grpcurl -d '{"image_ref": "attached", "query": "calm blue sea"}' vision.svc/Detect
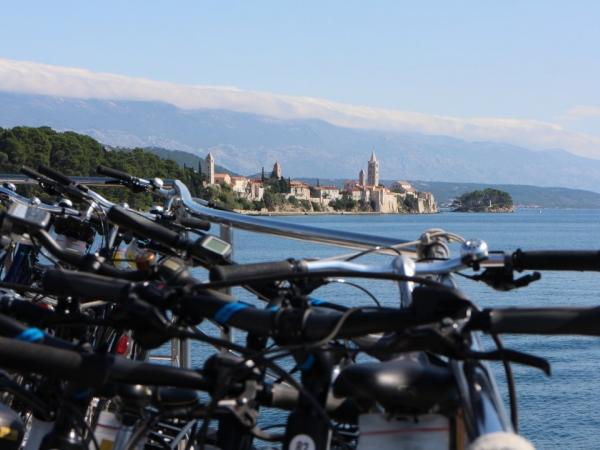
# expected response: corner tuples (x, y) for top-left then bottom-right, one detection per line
(191, 209), (600, 449)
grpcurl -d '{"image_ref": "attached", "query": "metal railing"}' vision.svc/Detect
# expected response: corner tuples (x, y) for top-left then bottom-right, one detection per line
(174, 180), (417, 255)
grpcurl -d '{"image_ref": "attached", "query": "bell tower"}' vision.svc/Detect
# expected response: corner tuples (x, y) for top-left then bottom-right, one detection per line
(203, 152), (215, 185)
(367, 150), (379, 186)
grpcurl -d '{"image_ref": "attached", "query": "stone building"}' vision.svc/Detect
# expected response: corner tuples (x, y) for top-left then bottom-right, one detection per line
(416, 192), (436, 213)
(391, 180), (414, 192)
(367, 151), (380, 186)
(230, 176), (249, 194)
(312, 186), (340, 202)
(358, 169), (366, 187)
(202, 152), (215, 185)
(245, 180), (265, 201)
(339, 151), (437, 214)
(289, 181), (311, 200)
(214, 173), (231, 185)
(369, 186), (399, 213)
(272, 161), (282, 179)
(348, 187), (363, 202)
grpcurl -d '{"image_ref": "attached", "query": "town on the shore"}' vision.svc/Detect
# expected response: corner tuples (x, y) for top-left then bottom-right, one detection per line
(199, 151), (438, 214)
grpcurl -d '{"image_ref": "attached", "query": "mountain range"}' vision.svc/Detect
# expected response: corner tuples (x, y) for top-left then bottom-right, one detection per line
(1, 91), (600, 192)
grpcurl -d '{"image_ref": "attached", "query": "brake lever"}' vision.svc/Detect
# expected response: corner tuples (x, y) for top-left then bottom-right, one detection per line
(110, 294), (172, 349)
(473, 267), (541, 291)
(467, 348), (550, 375)
(389, 321), (550, 375)
(513, 272), (542, 288)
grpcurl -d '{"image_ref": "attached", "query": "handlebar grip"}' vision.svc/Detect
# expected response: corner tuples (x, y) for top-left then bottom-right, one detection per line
(42, 269), (131, 301)
(512, 249), (600, 271)
(0, 337), (211, 390)
(37, 165), (74, 186)
(209, 260), (298, 282)
(0, 313), (35, 338)
(0, 297), (58, 325)
(473, 307), (600, 336)
(110, 358), (210, 390)
(0, 313), (75, 349)
(108, 206), (182, 248)
(178, 217), (211, 231)
(20, 166), (51, 182)
(97, 165), (134, 182)
(0, 336), (108, 385)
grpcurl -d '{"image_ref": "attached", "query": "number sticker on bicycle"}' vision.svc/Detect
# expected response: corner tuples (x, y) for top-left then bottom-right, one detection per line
(289, 434), (316, 450)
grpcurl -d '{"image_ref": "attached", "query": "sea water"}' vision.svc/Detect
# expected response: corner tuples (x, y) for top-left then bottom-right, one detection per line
(190, 209), (600, 449)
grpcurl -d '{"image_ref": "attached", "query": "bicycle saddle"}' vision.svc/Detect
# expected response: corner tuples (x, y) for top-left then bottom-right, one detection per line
(332, 353), (457, 413)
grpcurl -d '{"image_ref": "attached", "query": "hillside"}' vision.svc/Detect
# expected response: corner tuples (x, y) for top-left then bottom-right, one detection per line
(129, 146), (238, 175)
(0, 126), (206, 209)
(3, 92), (600, 191)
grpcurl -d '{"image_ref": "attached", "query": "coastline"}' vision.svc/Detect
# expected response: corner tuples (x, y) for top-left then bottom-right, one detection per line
(452, 207), (515, 213)
(234, 210), (440, 216)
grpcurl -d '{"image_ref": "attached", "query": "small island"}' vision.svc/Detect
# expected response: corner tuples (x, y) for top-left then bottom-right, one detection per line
(452, 188), (514, 212)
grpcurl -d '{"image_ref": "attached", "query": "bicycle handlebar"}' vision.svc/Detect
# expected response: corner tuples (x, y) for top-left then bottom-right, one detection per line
(208, 248), (600, 288)
(37, 269), (600, 340)
(512, 249), (600, 272)
(0, 313), (76, 350)
(0, 187), (81, 216)
(210, 260), (299, 282)
(108, 205), (229, 265)
(0, 336), (211, 390)
(20, 166), (56, 185)
(41, 269), (444, 339)
(97, 165), (136, 183)
(472, 307), (600, 336)
(178, 216), (211, 231)
(0, 296), (58, 325)
(35, 229), (148, 280)
(42, 269), (131, 301)
(108, 205), (182, 248)
(37, 165), (77, 188)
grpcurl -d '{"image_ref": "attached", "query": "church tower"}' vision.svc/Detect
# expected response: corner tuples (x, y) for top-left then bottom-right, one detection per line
(358, 169), (366, 186)
(367, 150), (379, 186)
(272, 161), (282, 179)
(203, 152), (215, 185)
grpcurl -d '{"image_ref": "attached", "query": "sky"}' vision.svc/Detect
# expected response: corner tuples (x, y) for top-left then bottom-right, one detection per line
(0, 1), (599, 155)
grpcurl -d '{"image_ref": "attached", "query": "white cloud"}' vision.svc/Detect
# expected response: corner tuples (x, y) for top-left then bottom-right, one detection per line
(1, 57), (600, 158)
(563, 105), (600, 119)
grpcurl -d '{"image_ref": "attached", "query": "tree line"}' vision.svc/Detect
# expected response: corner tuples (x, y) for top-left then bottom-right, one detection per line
(0, 126), (206, 209)
(453, 188), (514, 212)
